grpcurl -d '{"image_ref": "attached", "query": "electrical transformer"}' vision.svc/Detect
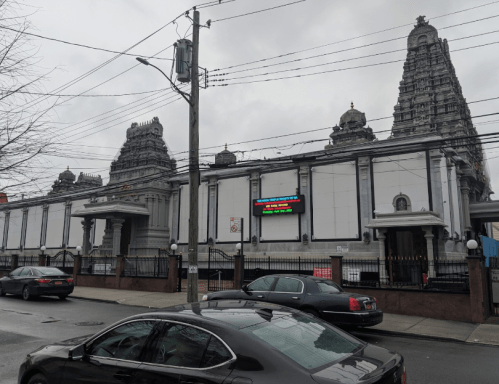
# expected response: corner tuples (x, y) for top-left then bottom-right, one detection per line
(175, 39), (193, 83)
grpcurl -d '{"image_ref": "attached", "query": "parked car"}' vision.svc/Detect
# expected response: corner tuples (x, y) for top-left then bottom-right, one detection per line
(202, 274), (383, 327)
(0, 266), (74, 300)
(18, 300), (406, 384)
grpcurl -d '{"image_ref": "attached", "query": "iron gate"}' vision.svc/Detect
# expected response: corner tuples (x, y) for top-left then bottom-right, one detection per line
(208, 248), (234, 291)
(47, 250), (75, 275)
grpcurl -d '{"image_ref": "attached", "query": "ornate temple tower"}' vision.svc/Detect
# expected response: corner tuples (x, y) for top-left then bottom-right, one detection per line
(391, 16), (477, 140)
(108, 117), (176, 185)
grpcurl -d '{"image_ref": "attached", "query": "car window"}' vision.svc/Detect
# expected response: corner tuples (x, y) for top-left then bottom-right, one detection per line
(241, 313), (362, 370)
(86, 321), (156, 362)
(315, 280), (343, 293)
(146, 323), (231, 369)
(247, 277), (275, 292)
(32, 267), (65, 276)
(10, 268), (23, 276)
(274, 278), (303, 293)
(20, 268), (30, 276)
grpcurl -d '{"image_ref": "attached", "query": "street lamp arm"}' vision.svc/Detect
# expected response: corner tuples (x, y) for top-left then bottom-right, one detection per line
(136, 58), (193, 107)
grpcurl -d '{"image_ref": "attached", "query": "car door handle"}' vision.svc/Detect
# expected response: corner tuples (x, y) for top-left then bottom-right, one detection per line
(114, 371), (132, 380)
(257, 295), (264, 298)
(292, 297), (300, 300)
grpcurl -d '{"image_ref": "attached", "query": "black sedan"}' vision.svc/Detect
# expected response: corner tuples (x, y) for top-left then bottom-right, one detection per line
(202, 274), (383, 327)
(0, 266), (74, 300)
(18, 300), (406, 384)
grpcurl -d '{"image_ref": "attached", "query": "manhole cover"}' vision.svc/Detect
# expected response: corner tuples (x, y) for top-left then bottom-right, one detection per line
(75, 321), (104, 326)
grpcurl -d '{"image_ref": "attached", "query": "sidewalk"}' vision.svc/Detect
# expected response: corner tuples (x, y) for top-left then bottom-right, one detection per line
(71, 286), (499, 347)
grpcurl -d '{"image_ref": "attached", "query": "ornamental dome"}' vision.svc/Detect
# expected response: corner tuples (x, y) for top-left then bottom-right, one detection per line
(339, 102), (366, 128)
(59, 166), (75, 182)
(407, 16), (438, 49)
(215, 144), (237, 165)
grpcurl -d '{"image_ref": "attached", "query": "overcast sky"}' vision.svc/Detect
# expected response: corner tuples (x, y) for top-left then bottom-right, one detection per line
(11, 0), (499, 198)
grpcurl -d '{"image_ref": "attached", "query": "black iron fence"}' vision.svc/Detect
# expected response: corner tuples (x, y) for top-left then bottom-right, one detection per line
(47, 250), (74, 275)
(17, 255), (38, 267)
(244, 257), (331, 283)
(342, 258), (470, 292)
(123, 256), (169, 278)
(208, 248), (235, 291)
(79, 256), (117, 276)
(0, 255), (11, 270)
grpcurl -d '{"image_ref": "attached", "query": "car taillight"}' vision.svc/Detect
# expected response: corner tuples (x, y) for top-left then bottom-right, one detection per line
(35, 278), (51, 283)
(402, 366), (406, 384)
(373, 297), (378, 306)
(349, 297), (361, 311)
(67, 278), (74, 283)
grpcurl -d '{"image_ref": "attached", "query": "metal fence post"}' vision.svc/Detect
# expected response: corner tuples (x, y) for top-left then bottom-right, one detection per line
(377, 257), (381, 287)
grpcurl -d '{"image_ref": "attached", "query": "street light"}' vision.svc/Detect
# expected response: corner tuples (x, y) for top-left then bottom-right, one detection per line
(236, 243), (241, 255)
(466, 240), (478, 256)
(40, 245), (46, 256)
(171, 243), (178, 256)
(76, 246), (82, 256)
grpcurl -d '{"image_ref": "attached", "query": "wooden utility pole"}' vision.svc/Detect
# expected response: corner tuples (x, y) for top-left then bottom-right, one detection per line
(187, 8), (200, 303)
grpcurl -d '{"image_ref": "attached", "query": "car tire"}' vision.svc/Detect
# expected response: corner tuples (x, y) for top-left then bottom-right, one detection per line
(28, 373), (48, 384)
(302, 308), (320, 318)
(0, 283), (5, 296)
(22, 286), (31, 301)
(58, 295), (68, 300)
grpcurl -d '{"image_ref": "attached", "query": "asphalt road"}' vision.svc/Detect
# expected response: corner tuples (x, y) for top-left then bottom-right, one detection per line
(1, 294), (499, 384)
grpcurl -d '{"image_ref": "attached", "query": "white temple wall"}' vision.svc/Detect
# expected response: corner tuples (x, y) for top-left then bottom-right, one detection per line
(373, 153), (429, 213)
(25, 206), (43, 249)
(260, 170), (299, 241)
(45, 203), (65, 248)
(6, 209), (22, 249)
(177, 184), (209, 244)
(216, 177), (250, 242)
(311, 162), (358, 239)
(68, 200), (86, 247)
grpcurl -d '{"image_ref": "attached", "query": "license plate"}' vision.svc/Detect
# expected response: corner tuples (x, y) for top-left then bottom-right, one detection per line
(55, 281), (62, 285)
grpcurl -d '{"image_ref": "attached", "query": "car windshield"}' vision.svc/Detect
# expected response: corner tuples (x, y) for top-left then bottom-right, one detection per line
(32, 267), (66, 276)
(315, 280), (344, 293)
(240, 313), (362, 370)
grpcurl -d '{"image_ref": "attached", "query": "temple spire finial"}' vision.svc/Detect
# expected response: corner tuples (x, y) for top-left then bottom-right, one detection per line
(351, 101), (354, 109)
(225, 143), (228, 150)
(67, 166), (69, 171)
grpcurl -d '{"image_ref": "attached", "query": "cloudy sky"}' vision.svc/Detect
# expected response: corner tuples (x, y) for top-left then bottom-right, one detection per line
(8, 0), (499, 198)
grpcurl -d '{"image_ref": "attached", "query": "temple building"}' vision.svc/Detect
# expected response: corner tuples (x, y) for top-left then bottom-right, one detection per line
(0, 17), (496, 270)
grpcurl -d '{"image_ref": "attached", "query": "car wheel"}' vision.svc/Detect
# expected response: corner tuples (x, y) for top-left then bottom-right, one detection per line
(22, 286), (31, 301)
(58, 295), (68, 300)
(302, 308), (320, 318)
(28, 373), (48, 384)
(0, 283), (5, 297)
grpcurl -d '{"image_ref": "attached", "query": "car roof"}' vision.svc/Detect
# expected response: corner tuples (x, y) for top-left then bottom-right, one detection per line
(130, 300), (298, 330)
(259, 274), (334, 282)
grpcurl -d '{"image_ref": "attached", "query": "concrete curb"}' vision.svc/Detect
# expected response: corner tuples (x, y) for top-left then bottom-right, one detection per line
(71, 295), (164, 309)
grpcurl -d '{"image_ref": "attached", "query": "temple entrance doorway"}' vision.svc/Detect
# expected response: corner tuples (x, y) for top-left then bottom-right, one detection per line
(120, 218), (132, 255)
(385, 227), (428, 285)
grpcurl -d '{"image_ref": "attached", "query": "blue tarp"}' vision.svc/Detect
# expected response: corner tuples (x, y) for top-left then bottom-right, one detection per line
(481, 236), (499, 267)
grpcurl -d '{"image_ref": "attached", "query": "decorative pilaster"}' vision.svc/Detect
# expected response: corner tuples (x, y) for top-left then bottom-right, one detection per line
(299, 165), (311, 243)
(2, 210), (10, 251)
(62, 200), (72, 248)
(81, 218), (93, 256)
(40, 204), (49, 247)
(20, 207), (29, 250)
(208, 178), (217, 245)
(377, 228), (388, 283)
(423, 226), (436, 277)
(250, 172), (260, 245)
(460, 178), (472, 231)
(111, 219), (125, 256)
(429, 150), (445, 216)
(358, 156), (373, 237)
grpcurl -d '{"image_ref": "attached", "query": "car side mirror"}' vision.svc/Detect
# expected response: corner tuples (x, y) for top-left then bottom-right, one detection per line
(69, 344), (85, 361)
(242, 285), (248, 292)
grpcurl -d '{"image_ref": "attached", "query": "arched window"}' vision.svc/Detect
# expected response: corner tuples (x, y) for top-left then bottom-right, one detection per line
(396, 197), (408, 211)
(392, 194), (412, 212)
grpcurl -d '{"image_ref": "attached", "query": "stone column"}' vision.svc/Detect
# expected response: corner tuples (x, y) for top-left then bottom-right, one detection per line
(460, 178), (472, 232)
(429, 150), (445, 216)
(73, 255), (81, 285)
(467, 255), (487, 323)
(167, 255), (179, 293)
(38, 254), (46, 267)
(111, 219), (125, 256)
(423, 226), (436, 277)
(81, 218), (92, 256)
(377, 228), (388, 284)
(358, 157), (373, 239)
(299, 165), (311, 243)
(250, 172), (260, 245)
(208, 178), (217, 245)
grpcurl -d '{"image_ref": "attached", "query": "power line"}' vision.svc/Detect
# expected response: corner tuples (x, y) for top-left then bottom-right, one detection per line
(212, 0), (307, 22)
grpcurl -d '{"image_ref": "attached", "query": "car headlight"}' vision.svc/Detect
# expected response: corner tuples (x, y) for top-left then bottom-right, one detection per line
(202, 294), (208, 301)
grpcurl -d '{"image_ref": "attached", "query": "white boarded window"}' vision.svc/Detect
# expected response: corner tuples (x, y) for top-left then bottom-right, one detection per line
(93, 219), (106, 247)
(25, 206), (44, 249)
(178, 184), (209, 244)
(373, 153), (429, 213)
(312, 163), (358, 239)
(68, 200), (86, 247)
(45, 204), (65, 248)
(6, 209), (22, 249)
(261, 170), (299, 241)
(217, 177), (250, 242)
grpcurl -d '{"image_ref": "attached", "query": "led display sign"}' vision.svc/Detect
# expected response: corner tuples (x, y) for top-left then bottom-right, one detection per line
(253, 195), (305, 216)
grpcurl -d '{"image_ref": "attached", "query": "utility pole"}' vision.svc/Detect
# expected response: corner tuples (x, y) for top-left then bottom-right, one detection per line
(187, 8), (200, 303)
